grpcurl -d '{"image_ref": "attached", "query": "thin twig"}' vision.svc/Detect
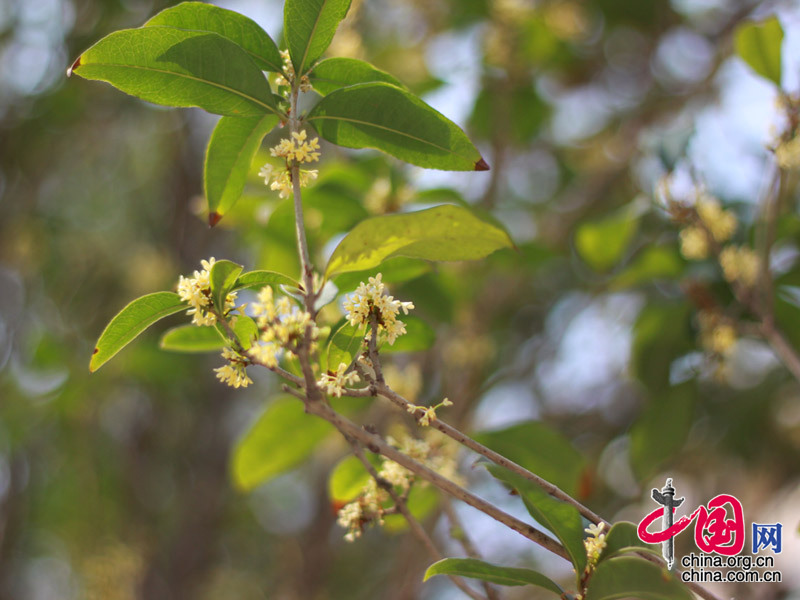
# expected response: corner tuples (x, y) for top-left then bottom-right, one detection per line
(347, 439), (487, 600)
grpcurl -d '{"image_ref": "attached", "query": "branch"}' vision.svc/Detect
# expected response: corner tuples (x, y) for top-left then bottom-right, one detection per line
(302, 399), (569, 560)
(373, 381), (606, 526)
(347, 439), (487, 600)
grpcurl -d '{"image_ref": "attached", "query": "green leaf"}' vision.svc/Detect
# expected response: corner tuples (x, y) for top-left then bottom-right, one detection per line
(205, 114), (278, 225)
(231, 270), (297, 292)
(70, 27), (278, 116)
(159, 325), (226, 353)
(310, 57), (404, 95)
(631, 302), (692, 392)
(328, 454), (371, 504)
(326, 205), (513, 277)
(735, 17), (783, 86)
(575, 209), (638, 272)
(209, 260), (244, 312)
(585, 556), (693, 600)
(90, 292), (186, 372)
(488, 466), (587, 575)
(307, 83), (487, 171)
(424, 558), (563, 595)
(231, 396), (333, 491)
(284, 0), (352, 76)
(383, 484), (439, 532)
(326, 320), (365, 372)
(611, 246), (683, 289)
(630, 385), (695, 481)
(473, 422), (587, 498)
(145, 2), (283, 72)
(379, 315), (435, 353)
(598, 522), (659, 563)
(230, 315), (259, 350)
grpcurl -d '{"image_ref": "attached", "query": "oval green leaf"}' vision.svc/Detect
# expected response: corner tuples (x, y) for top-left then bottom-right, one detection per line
(160, 324), (226, 353)
(325, 204), (513, 277)
(585, 556), (694, 600)
(231, 396), (333, 491)
(209, 259), (244, 312)
(598, 521), (660, 563)
(70, 27), (278, 116)
(328, 454), (371, 504)
(488, 466), (587, 576)
(231, 270), (298, 292)
(205, 114), (279, 224)
(145, 1), (283, 72)
(473, 421), (586, 498)
(326, 320), (365, 372)
(230, 315), (259, 350)
(574, 208), (638, 272)
(424, 558), (563, 595)
(90, 292), (186, 372)
(307, 83), (486, 171)
(310, 57), (404, 95)
(735, 17), (783, 87)
(284, 0), (352, 76)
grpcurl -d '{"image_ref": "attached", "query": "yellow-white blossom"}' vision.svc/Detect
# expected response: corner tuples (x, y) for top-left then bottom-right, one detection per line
(343, 274), (414, 345)
(214, 348), (253, 388)
(177, 257), (237, 326)
(696, 196), (737, 243)
(275, 49), (312, 92)
(406, 398), (453, 426)
(719, 245), (760, 287)
(248, 286), (318, 367)
(270, 130), (321, 164)
(318, 362), (360, 397)
(776, 136), (800, 170)
(679, 226), (709, 261)
(584, 522), (607, 568)
(698, 311), (737, 356)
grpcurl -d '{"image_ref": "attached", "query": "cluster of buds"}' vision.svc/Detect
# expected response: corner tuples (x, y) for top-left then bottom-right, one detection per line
(275, 49), (312, 93)
(406, 398), (453, 427)
(343, 274), (415, 345)
(676, 195), (737, 261)
(176, 257), (237, 327)
(318, 362), (360, 397)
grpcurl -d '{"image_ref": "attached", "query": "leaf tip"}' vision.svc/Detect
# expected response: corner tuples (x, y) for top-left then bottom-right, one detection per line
(475, 158), (490, 171)
(208, 211), (223, 227)
(66, 55), (81, 77)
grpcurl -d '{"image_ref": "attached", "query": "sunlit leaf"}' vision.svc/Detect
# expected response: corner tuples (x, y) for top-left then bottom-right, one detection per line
(326, 320), (365, 372)
(424, 558), (563, 595)
(310, 57), (403, 95)
(307, 83), (487, 171)
(585, 556), (693, 600)
(735, 17), (783, 86)
(333, 257), (431, 293)
(328, 454), (371, 504)
(70, 27), (278, 116)
(611, 246), (683, 289)
(326, 205), (513, 277)
(160, 324), (226, 352)
(90, 292), (186, 372)
(474, 422), (586, 497)
(488, 466), (587, 575)
(229, 315), (259, 350)
(145, 2), (283, 72)
(231, 396), (333, 491)
(231, 270), (297, 292)
(205, 114), (279, 225)
(209, 259), (243, 312)
(284, 0), (352, 76)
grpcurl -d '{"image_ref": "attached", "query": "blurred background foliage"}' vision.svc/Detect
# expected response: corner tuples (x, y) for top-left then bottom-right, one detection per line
(1, 0), (800, 598)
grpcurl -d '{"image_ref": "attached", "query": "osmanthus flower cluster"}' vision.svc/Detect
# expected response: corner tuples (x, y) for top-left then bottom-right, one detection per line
(248, 285), (318, 369)
(259, 130), (321, 199)
(177, 257), (237, 326)
(343, 274), (415, 345)
(575, 522), (608, 600)
(336, 431), (463, 542)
